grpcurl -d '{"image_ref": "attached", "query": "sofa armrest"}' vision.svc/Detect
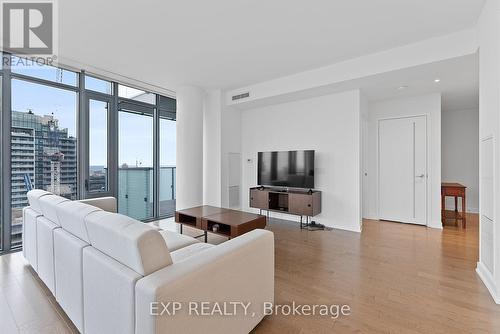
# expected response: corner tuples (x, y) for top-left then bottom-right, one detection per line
(78, 197), (117, 213)
(135, 229), (274, 334)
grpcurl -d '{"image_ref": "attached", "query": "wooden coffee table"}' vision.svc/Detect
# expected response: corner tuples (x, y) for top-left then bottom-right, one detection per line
(175, 205), (266, 242)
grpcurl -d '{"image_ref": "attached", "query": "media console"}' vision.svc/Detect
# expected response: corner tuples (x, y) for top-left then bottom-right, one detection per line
(249, 187), (321, 228)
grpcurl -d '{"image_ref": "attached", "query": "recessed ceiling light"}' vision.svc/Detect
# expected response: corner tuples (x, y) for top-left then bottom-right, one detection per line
(397, 86), (408, 90)
(434, 78), (441, 83)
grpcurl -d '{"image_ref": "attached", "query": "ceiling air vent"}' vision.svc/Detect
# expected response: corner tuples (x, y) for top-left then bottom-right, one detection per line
(232, 92), (250, 101)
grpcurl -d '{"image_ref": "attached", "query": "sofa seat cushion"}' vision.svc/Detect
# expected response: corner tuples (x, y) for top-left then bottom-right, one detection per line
(170, 243), (215, 263)
(159, 230), (200, 252)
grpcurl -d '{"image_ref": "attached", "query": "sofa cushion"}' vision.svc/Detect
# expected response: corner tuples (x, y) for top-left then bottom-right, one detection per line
(78, 197), (117, 213)
(27, 189), (51, 213)
(85, 211), (172, 276)
(83, 247), (140, 334)
(55, 201), (101, 242)
(170, 243), (215, 263)
(23, 207), (41, 271)
(54, 229), (88, 332)
(39, 194), (70, 226)
(37, 216), (60, 294)
(159, 230), (200, 252)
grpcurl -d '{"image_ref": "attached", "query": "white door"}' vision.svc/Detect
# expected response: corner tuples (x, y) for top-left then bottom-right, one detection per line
(378, 116), (427, 225)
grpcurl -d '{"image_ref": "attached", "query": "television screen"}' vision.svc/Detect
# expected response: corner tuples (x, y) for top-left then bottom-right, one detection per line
(258, 150), (315, 189)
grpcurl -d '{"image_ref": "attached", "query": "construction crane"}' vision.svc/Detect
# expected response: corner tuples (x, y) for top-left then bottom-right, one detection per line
(46, 151), (64, 195)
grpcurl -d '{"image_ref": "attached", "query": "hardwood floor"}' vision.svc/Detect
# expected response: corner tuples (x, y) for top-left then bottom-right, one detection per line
(255, 213), (498, 333)
(1, 214), (498, 333)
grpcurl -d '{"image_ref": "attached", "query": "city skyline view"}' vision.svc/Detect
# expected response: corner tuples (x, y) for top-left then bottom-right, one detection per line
(12, 78), (176, 168)
(8, 67), (177, 247)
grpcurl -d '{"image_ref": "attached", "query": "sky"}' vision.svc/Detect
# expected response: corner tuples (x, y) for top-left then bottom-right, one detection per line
(11, 78), (176, 168)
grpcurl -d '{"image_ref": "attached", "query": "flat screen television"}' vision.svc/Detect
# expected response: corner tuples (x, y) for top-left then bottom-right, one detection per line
(257, 150), (315, 189)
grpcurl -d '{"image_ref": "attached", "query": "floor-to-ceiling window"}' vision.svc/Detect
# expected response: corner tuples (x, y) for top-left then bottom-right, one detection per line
(117, 86), (177, 221)
(159, 96), (177, 216)
(0, 65), (3, 252)
(10, 59), (78, 248)
(118, 107), (154, 220)
(87, 99), (109, 192)
(0, 54), (176, 253)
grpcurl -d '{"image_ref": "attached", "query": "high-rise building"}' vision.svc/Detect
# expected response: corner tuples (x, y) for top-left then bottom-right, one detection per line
(11, 127), (35, 209)
(10, 110), (77, 246)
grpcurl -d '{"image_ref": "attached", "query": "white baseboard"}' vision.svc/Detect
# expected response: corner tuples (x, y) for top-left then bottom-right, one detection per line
(476, 261), (500, 304)
(332, 224), (362, 233)
(362, 217), (443, 230)
(427, 221), (443, 229)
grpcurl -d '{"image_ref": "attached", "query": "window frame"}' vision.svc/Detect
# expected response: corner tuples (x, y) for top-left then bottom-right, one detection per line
(0, 53), (176, 253)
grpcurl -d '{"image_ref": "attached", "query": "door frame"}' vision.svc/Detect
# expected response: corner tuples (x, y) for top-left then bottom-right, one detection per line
(377, 114), (429, 226)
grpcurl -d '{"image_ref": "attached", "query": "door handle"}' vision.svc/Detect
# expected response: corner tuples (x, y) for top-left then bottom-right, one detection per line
(415, 174), (426, 178)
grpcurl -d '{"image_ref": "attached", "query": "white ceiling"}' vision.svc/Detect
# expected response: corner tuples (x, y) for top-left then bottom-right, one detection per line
(59, 0), (484, 91)
(228, 54), (479, 112)
(360, 54), (479, 111)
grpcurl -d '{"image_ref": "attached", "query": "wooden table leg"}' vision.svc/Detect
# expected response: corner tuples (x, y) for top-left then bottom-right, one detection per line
(441, 194), (445, 226)
(462, 195), (466, 228)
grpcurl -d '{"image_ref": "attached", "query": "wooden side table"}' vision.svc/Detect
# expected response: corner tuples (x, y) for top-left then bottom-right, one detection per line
(441, 183), (466, 228)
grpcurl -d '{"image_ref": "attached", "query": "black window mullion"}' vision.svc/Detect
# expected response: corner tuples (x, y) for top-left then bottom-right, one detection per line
(2, 54), (12, 251)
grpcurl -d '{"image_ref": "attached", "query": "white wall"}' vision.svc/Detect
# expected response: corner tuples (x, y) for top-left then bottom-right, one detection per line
(239, 90), (362, 232)
(476, 0), (500, 303)
(441, 109), (479, 213)
(220, 101), (242, 208)
(203, 89), (222, 206)
(176, 86), (204, 210)
(363, 93), (442, 229)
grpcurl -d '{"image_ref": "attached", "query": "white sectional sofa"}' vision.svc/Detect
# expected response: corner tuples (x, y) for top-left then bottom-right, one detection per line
(22, 190), (274, 334)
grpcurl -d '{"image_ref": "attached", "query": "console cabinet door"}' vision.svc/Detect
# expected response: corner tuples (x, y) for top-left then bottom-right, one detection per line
(289, 193), (313, 216)
(250, 189), (268, 209)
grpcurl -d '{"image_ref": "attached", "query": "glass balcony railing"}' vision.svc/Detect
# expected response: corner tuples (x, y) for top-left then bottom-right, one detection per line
(117, 166), (176, 220)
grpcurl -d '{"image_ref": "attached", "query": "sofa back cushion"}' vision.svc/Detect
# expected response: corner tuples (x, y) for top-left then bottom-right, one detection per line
(84, 211), (172, 276)
(39, 194), (70, 226)
(78, 197), (117, 213)
(27, 189), (51, 213)
(56, 201), (101, 242)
